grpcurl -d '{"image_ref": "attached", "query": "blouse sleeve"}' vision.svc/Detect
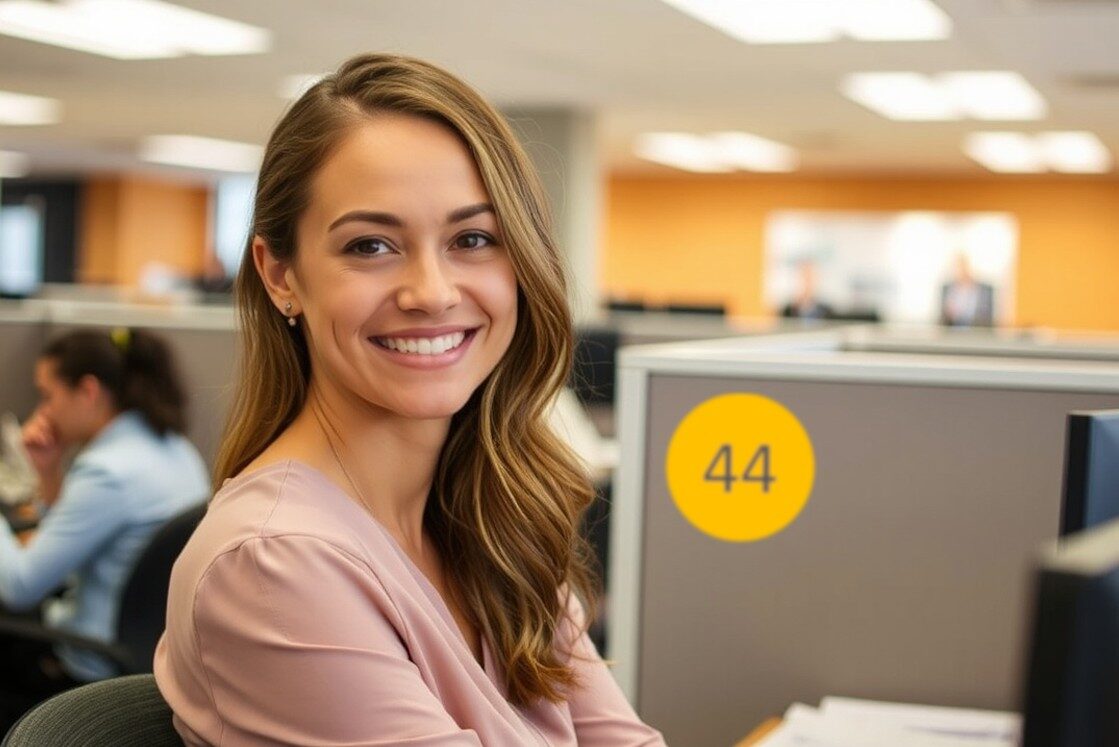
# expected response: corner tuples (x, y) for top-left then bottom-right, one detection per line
(560, 594), (667, 746)
(186, 533), (483, 746)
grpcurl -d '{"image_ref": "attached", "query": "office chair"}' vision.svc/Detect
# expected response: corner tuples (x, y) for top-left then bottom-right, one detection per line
(0, 502), (206, 674)
(571, 326), (621, 407)
(1, 674), (182, 747)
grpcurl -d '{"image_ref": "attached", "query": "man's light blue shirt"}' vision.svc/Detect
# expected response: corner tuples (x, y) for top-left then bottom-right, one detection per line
(0, 410), (209, 680)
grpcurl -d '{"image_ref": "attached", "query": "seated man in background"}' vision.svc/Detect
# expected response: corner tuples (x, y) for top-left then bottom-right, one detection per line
(0, 328), (208, 733)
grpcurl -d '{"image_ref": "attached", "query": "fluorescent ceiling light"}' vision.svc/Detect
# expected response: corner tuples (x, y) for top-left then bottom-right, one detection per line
(964, 131), (1112, 174)
(0, 0), (270, 60)
(709, 131), (799, 172)
(840, 0), (952, 41)
(635, 133), (733, 173)
(0, 150), (31, 178)
(842, 71), (1046, 121)
(964, 132), (1047, 173)
(940, 71), (1047, 120)
(842, 72), (957, 121)
(278, 74), (326, 100)
(635, 131), (799, 173)
(0, 89), (60, 125)
(140, 135), (263, 173)
(660, 0), (950, 44)
(1036, 131), (1112, 173)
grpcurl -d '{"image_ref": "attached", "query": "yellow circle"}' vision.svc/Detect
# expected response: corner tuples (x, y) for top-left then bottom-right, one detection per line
(665, 393), (815, 542)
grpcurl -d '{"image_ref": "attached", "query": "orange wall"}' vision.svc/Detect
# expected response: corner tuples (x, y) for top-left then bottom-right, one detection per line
(602, 175), (1119, 330)
(79, 176), (209, 286)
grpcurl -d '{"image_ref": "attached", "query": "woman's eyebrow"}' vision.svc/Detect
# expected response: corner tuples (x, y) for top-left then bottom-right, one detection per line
(447, 203), (494, 224)
(328, 211), (404, 231)
(327, 203), (494, 232)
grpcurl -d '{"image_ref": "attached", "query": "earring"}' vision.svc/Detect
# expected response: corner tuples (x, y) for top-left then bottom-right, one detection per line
(284, 301), (298, 327)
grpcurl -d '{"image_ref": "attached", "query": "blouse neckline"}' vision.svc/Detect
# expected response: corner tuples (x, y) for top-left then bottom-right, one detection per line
(223, 458), (495, 678)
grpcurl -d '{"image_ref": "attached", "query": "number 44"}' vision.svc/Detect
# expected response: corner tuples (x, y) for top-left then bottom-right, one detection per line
(704, 444), (775, 494)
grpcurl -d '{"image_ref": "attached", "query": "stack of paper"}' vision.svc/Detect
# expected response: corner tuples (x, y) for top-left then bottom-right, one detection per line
(753, 696), (1020, 747)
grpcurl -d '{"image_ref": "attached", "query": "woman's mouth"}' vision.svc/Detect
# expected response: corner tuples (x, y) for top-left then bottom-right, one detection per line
(371, 329), (474, 356)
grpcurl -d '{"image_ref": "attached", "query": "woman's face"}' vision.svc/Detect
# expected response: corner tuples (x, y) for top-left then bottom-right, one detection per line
(33, 358), (98, 445)
(262, 114), (519, 421)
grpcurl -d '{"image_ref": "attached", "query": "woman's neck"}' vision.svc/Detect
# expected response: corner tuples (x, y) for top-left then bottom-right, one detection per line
(281, 382), (451, 555)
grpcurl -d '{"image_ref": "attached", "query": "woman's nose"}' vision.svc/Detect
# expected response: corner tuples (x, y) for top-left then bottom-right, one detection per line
(396, 253), (461, 314)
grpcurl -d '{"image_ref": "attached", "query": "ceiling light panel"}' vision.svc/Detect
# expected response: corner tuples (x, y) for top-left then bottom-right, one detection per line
(660, 0), (951, 44)
(841, 72), (959, 121)
(0, 89), (60, 125)
(1036, 131), (1112, 174)
(140, 135), (263, 173)
(635, 131), (799, 173)
(635, 132), (734, 173)
(840, 0), (952, 41)
(963, 132), (1046, 173)
(940, 71), (1047, 120)
(710, 132), (799, 172)
(0, 0), (270, 60)
(842, 71), (1047, 121)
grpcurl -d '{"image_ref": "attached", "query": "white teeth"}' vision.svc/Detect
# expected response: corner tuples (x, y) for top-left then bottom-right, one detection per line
(376, 331), (467, 355)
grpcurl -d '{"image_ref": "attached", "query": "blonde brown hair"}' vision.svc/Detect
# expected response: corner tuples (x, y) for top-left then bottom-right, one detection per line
(214, 53), (599, 706)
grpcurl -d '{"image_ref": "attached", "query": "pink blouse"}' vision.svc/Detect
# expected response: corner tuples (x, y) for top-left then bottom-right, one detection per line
(154, 460), (665, 746)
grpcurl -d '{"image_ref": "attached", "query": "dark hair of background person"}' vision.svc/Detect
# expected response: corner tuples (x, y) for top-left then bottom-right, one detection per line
(42, 329), (188, 437)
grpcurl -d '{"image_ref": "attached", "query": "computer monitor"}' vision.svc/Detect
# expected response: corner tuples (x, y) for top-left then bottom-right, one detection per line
(570, 326), (620, 407)
(1020, 517), (1119, 747)
(0, 204), (44, 298)
(1060, 409), (1119, 535)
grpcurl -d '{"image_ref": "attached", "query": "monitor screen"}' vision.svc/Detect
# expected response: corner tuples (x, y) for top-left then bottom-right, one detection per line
(1021, 517), (1119, 747)
(0, 204), (44, 297)
(1060, 409), (1119, 535)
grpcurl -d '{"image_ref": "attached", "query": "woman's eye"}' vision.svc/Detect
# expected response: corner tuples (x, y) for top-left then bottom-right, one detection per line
(454, 232), (495, 251)
(346, 238), (393, 256)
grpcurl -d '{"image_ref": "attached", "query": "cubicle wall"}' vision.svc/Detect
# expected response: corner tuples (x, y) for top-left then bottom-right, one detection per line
(0, 302), (237, 464)
(609, 333), (1119, 747)
(0, 316), (47, 421)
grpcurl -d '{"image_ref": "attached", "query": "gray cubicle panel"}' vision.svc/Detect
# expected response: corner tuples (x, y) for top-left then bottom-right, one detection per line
(0, 316), (48, 419)
(611, 342), (1119, 747)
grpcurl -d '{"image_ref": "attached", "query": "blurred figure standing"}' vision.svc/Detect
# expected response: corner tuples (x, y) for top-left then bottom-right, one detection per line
(781, 260), (835, 320)
(0, 328), (208, 732)
(940, 254), (995, 327)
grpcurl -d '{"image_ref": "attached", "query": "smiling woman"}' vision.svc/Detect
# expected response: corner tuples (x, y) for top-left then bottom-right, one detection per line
(153, 53), (665, 746)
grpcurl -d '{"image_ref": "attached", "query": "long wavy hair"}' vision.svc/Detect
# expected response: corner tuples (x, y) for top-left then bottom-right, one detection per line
(213, 53), (599, 706)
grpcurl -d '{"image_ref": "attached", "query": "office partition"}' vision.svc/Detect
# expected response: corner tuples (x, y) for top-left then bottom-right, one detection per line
(609, 331), (1119, 746)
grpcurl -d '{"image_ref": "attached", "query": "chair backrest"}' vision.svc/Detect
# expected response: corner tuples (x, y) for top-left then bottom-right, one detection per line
(2, 674), (182, 747)
(115, 502), (207, 674)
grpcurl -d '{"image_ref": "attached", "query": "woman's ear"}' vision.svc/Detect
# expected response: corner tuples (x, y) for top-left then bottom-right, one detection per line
(253, 236), (301, 316)
(76, 373), (105, 407)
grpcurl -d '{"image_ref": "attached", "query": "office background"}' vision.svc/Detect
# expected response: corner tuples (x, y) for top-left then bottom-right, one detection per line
(4, 1), (1119, 745)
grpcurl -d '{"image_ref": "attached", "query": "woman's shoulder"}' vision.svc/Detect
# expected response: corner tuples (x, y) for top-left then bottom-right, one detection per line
(194, 460), (390, 572)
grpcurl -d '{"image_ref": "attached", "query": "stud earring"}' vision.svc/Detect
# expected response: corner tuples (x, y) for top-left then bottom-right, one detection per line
(284, 301), (298, 327)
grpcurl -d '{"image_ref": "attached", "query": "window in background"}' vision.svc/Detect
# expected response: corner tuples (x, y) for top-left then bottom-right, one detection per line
(212, 174), (256, 277)
(0, 203), (44, 297)
(765, 210), (1018, 325)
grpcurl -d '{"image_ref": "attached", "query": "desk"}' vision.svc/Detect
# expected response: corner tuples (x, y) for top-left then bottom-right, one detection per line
(734, 718), (781, 746)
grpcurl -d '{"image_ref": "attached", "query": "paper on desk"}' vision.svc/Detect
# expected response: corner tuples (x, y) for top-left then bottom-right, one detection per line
(752, 702), (1015, 747)
(820, 697), (1020, 742)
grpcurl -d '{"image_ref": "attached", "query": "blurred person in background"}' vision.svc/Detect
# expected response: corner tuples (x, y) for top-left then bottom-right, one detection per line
(0, 328), (209, 732)
(940, 253), (995, 328)
(781, 259), (835, 320)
